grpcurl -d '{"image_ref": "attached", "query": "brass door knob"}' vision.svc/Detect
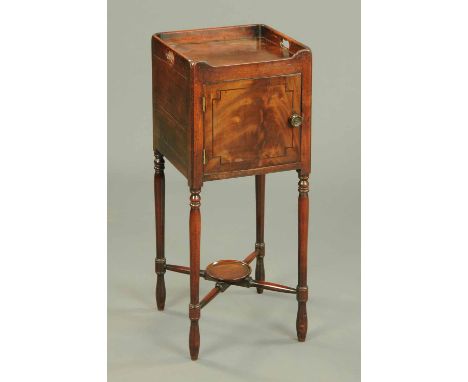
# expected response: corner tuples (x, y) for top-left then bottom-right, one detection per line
(289, 113), (303, 128)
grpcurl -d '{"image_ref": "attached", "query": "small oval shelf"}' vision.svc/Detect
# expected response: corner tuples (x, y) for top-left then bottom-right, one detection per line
(205, 260), (251, 282)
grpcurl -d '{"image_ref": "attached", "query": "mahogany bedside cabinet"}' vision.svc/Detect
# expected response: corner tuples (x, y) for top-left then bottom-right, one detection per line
(151, 24), (312, 360)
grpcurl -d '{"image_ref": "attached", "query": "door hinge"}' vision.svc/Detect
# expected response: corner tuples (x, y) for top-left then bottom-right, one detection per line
(202, 96), (206, 112)
(203, 149), (206, 165)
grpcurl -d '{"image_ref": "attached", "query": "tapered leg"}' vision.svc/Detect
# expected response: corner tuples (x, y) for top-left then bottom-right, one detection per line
(296, 172), (309, 342)
(255, 175), (266, 293)
(189, 190), (201, 360)
(154, 151), (166, 311)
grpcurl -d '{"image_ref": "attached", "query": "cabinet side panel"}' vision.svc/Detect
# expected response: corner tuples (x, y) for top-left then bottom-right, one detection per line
(153, 106), (188, 176)
(153, 56), (190, 127)
(152, 40), (189, 178)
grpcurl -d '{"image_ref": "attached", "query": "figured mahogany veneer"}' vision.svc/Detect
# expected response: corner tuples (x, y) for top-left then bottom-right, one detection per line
(152, 24), (312, 361)
(203, 75), (301, 175)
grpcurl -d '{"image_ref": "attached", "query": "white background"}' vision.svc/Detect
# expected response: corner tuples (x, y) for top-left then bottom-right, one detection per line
(362, 0), (468, 381)
(1, 0), (467, 381)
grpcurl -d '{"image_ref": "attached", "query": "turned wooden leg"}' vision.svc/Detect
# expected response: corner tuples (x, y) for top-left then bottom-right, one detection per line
(154, 151), (166, 311)
(255, 175), (265, 294)
(189, 190), (201, 360)
(296, 172), (309, 342)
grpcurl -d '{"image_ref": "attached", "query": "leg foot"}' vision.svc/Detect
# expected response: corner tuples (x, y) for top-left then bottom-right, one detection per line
(189, 317), (200, 360)
(296, 287), (308, 341)
(156, 274), (166, 311)
(296, 303), (307, 342)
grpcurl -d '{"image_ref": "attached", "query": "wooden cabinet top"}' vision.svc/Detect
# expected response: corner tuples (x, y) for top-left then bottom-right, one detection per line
(153, 24), (311, 67)
(151, 25), (312, 189)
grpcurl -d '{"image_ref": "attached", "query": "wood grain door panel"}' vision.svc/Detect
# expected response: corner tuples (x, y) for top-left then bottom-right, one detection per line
(203, 74), (302, 175)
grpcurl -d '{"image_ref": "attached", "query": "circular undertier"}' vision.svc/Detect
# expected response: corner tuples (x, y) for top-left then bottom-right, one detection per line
(205, 260), (251, 282)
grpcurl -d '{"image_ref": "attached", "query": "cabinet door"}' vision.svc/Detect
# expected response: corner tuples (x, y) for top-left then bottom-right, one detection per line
(203, 74), (302, 176)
